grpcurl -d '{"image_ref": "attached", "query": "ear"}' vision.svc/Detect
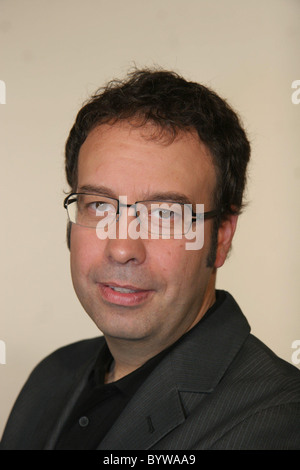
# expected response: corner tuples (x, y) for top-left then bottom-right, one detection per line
(214, 214), (238, 268)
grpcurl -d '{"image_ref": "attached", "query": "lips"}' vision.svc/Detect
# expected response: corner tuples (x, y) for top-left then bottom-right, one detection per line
(98, 282), (153, 306)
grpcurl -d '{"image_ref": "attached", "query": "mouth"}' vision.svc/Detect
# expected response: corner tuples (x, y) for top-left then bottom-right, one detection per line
(98, 282), (153, 307)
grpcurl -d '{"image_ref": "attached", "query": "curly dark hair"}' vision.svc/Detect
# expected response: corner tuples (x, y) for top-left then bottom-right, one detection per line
(64, 68), (251, 263)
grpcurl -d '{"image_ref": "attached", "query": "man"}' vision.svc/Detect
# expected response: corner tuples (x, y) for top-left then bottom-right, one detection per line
(1, 69), (300, 450)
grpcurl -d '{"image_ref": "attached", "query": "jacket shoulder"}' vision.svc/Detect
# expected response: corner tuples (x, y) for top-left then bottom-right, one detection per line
(32, 336), (105, 375)
(0, 336), (104, 449)
(233, 333), (300, 384)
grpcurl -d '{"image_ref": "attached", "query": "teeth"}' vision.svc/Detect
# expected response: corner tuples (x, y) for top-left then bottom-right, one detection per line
(110, 286), (138, 293)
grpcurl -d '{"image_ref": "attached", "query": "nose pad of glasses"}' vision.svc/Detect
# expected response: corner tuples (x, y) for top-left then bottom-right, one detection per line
(117, 204), (137, 219)
(128, 205), (137, 217)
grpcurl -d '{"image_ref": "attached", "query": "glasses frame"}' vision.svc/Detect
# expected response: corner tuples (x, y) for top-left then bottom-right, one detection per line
(63, 192), (220, 231)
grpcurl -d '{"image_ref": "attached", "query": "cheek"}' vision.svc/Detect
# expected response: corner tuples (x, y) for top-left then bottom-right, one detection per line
(150, 241), (205, 290)
(70, 227), (102, 278)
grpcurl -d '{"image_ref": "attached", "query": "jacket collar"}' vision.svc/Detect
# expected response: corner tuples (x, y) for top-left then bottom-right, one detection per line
(170, 290), (250, 392)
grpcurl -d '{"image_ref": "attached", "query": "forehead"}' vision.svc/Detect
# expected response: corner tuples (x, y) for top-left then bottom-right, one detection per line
(77, 122), (216, 203)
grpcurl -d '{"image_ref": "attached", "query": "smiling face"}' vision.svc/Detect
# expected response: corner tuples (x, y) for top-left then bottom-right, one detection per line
(70, 121), (235, 355)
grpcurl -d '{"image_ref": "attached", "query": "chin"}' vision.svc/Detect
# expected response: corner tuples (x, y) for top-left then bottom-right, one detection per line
(88, 313), (151, 342)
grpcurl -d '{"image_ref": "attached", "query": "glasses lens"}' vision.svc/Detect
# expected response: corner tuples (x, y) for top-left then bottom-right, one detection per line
(67, 194), (117, 227)
(136, 202), (192, 238)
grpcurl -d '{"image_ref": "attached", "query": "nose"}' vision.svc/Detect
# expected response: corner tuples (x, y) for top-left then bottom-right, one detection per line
(104, 213), (147, 265)
(105, 237), (147, 265)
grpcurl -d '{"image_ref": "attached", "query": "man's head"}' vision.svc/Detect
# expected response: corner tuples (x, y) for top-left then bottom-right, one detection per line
(64, 69), (250, 355)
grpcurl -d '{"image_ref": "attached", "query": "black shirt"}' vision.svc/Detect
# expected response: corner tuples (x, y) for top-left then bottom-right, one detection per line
(55, 340), (170, 449)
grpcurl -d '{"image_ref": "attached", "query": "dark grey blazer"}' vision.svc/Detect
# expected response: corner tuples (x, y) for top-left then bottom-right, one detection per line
(1, 291), (300, 450)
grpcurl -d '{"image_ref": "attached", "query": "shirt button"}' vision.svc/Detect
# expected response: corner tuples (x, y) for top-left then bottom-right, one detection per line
(79, 416), (89, 427)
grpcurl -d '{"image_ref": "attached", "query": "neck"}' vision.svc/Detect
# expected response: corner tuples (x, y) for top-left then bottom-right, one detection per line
(104, 339), (159, 383)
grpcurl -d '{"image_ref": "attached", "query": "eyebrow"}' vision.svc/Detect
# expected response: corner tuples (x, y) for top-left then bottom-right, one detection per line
(77, 184), (117, 198)
(142, 192), (192, 205)
(77, 184), (193, 205)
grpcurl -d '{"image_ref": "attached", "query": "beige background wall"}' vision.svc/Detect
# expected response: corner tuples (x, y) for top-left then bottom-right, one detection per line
(0, 0), (299, 437)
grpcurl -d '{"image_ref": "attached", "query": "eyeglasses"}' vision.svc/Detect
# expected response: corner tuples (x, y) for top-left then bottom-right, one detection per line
(63, 193), (219, 238)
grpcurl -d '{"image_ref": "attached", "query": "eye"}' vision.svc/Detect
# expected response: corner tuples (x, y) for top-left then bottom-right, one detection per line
(158, 209), (174, 219)
(151, 207), (182, 221)
(85, 201), (116, 218)
(88, 201), (116, 214)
